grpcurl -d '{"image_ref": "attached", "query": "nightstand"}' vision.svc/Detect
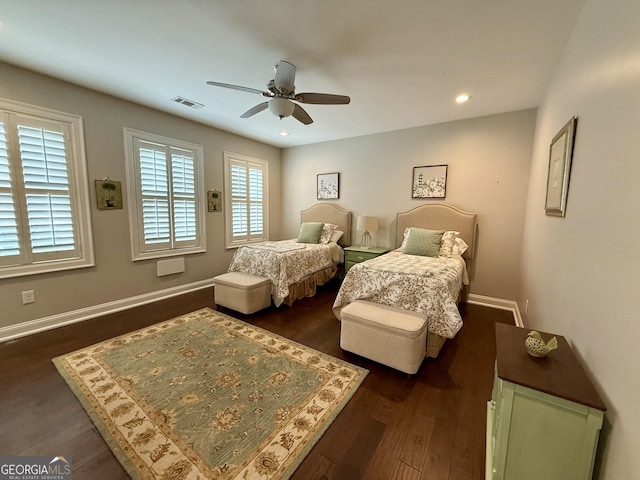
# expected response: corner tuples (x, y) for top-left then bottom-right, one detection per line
(344, 246), (388, 273)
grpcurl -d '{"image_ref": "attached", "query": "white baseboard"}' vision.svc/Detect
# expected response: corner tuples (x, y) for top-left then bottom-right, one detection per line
(467, 294), (523, 327)
(0, 278), (215, 343)
(1, 283), (521, 344)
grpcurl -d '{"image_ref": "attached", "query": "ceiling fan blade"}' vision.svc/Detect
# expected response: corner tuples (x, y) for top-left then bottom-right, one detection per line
(292, 103), (313, 125)
(206, 81), (266, 96)
(274, 60), (296, 95)
(295, 92), (351, 105)
(240, 102), (269, 118)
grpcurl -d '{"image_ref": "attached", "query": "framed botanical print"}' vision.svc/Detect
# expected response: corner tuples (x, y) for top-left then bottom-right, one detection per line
(412, 165), (447, 199)
(95, 179), (122, 210)
(317, 172), (339, 200)
(545, 117), (577, 217)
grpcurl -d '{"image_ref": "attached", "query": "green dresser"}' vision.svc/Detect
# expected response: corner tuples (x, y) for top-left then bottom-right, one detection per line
(344, 246), (388, 273)
(486, 323), (606, 480)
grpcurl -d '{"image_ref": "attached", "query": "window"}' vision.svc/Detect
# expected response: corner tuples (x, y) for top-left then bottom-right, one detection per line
(0, 99), (94, 279)
(223, 151), (268, 248)
(124, 128), (205, 261)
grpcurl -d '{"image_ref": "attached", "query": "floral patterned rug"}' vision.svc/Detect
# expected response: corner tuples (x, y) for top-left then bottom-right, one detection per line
(53, 308), (367, 479)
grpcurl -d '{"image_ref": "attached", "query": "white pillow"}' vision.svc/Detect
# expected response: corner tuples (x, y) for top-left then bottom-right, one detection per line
(400, 227), (410, 250)
(451, 237), (469, 255)
(439, 231), (460, 256)
(330, 230), (344, 243)
(319, 223), (338, 244)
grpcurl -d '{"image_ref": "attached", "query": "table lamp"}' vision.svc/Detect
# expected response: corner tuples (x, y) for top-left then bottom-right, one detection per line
(357, 215), (378, 248)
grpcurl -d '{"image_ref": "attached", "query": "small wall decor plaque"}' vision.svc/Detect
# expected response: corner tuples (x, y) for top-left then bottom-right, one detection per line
(95, 178), (122, 210)
(207, 189), (222, 212)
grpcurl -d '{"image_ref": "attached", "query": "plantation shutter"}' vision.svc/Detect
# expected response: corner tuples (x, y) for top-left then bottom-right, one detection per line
(0, 120), (21, 266)
(170, 147), (198, 246)
(224, 152), (268, 247)
(248, 166), (264, 237)
(137, 139), (171, 250)
(0, 100), (94, 279)
(19, 123), (77, 259)
(0, 114), (81, 268)
(127, 131), (204, 259)
(230, 163), (248, 240)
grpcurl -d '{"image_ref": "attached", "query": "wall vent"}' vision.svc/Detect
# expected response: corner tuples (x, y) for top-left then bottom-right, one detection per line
(171, 96), (204, 110)
(157, 257), (185, 276)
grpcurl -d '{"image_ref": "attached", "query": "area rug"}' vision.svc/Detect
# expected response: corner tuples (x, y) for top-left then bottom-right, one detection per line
(53, 308), (367, 479)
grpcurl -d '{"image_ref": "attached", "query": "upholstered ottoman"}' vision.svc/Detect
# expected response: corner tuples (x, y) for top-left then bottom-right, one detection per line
(213, 272), (271, 314)
(340, 300), (428, 374)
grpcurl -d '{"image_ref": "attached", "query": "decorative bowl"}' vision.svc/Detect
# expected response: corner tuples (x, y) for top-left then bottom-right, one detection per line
(525, 331), (558, 358)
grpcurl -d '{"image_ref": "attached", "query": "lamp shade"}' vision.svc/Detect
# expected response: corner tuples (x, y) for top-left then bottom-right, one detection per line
(356, 215), (378, 232)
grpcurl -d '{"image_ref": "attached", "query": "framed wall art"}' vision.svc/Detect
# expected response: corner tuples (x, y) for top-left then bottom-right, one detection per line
(412, 165), (447, 199)
(95, 179), (122, 210)
(545, 117), (577, 217)
(317, 172), (339, 200)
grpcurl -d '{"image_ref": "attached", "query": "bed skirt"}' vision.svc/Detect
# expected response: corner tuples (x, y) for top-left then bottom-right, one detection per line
(281, 265), (338, 306)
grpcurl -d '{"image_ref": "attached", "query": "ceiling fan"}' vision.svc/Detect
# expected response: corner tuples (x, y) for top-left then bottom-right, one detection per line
(206, 60), (350, 125)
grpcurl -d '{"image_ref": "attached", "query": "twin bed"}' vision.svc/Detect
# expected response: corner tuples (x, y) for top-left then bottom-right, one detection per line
(227, 203), (351, 307)
(225, 202), (477, 359)
(333, 203), (477, 357)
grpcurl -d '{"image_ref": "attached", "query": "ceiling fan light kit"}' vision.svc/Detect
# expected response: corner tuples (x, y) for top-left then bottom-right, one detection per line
(268, 97), (295, 119)
(207, 60), (350, 125)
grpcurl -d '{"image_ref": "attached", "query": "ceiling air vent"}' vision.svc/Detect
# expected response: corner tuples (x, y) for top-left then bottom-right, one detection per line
(171, 96), (204, 110)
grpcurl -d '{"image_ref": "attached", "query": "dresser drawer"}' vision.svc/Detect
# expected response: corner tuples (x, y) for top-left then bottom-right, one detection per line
(344, 246), (388, 273)
(346, 251), (380, 262)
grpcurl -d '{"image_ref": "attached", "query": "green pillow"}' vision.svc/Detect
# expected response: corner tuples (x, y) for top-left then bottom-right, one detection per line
(403, 227), (445, 257)
(297, 222), (324, 244)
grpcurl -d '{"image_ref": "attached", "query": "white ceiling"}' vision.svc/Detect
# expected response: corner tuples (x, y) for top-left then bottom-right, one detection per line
(0, 1), (585, 148)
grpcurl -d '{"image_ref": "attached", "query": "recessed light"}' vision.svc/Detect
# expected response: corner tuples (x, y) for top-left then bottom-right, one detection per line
(279, 131), (289, 136)
(455, 94), (471, 104)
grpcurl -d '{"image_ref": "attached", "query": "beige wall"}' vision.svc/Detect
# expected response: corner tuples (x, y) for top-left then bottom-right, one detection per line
(519, 0), (639, 477)
(282, 109), (536, 300)
(0, 62), (281, 329)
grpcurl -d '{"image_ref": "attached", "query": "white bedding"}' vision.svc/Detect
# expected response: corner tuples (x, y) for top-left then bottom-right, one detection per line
(228, 239), (343, 306)
(332, 251), (467, 339)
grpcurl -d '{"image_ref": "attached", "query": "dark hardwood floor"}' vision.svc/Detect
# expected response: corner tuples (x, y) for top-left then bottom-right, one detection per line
(0, 279), (514, 479)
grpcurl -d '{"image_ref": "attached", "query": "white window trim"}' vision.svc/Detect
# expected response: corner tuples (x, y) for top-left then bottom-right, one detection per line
(0, 98), (94, 279)
(123, 128), (206, 261)
(223, 151), (269, 249)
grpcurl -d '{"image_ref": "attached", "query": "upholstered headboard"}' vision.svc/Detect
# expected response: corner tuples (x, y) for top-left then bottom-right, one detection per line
(300, 203), (352, 247)
(396, 204), (477, 259)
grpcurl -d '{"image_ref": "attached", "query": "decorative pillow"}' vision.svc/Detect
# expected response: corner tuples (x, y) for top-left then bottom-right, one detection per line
(297, 222), (324, 244)
(451, 237), (469, 256)
(319, 223), (338, 244)
(439, 231), (460, 256)
(330, 230), (344, 243)
(400, 227), (410, 250)
(403, 227), (445, 257)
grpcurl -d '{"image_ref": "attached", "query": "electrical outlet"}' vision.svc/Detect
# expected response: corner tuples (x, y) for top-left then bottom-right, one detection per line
(525, 299), (529, 313)
(22, 290), (35, 304)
